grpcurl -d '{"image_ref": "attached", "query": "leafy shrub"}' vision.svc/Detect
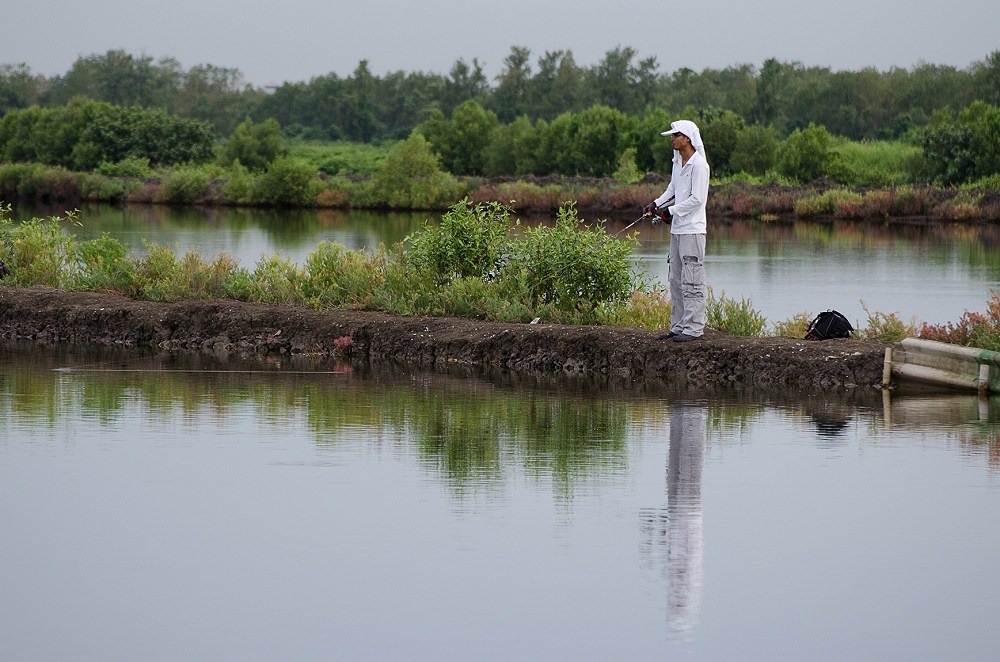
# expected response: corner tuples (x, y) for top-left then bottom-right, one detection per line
(175, 250), (239, 299)
(73, 103), (215, 169)
(404, 199), (512, 284)
(777, 123), (833, 183)
(597, 289), (672, 330)
(830, 138), (920, 187)
(612, 147), (642, 184)
(158, 165), (212, 204)
(919, 292), (1000, 351)
(0, 209), (76, 287)
(70, 234), (136, 293)
(729, 124), (781, 176)
(218, 117), (288, 171)
(772, 311), (814, 338)
(921, 101), (1000, 185)
(856, 302), (917, 344)
(707, 292), (767, 337)
(97, 156), (154, 178)
(242, 253), (306, 304)
(371, 254), (442, 316)
(360, 133), (464, 209)
(304, 241), (386, 308)
(254, 156), (322, 206)
(288, 140), (389, 176)
(133, 242), (183, 301)
(221, 160), (256, 204)
(509, 203), (639, 314)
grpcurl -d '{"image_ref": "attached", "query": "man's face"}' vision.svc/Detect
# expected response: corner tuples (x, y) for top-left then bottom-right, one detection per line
(671, 132), (689, 148)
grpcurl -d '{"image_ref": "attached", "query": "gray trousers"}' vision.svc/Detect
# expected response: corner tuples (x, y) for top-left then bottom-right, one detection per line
(668, 233), (706, 336)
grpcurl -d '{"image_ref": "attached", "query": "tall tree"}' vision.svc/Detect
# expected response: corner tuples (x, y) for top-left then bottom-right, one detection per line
(489, 46), (532, 123)
(527, 50), (587, 121)
(443, 58), (488, 115)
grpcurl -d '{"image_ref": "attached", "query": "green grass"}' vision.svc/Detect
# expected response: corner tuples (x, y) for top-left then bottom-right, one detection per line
(287, 140), (394, 176)
(830, 138), (921, 187)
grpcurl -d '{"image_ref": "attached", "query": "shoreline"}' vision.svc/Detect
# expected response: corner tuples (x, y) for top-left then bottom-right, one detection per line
(0, 286), (889, 396)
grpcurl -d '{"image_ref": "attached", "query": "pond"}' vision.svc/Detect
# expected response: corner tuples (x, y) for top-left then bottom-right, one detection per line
(10, 201), (1000, 327)
(1, 343), (999, 660)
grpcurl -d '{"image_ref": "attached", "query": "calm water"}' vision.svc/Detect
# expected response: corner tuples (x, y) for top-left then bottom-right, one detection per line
(2, 344), (999, 660)
(12, 202), (1000, 326)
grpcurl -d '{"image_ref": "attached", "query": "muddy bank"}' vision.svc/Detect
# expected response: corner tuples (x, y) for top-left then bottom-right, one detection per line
(0, 286), (890, 394)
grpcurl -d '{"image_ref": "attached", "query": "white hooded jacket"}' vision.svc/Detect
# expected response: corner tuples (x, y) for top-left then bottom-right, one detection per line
(653, 120), (710, 234)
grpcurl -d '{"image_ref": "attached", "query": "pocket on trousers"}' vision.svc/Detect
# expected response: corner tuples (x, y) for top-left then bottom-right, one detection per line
(681, 255), (704, 288)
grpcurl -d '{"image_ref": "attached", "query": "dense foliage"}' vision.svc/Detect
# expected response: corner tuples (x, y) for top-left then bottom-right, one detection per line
(3, 48), (1000, 145)
(3, 48), (1000, 187)
(0, 99), (214, 169)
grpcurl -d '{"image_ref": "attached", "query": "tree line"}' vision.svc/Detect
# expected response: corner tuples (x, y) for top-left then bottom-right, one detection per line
(2, 48), (1000, 186)
(3, 47), (1000, 142)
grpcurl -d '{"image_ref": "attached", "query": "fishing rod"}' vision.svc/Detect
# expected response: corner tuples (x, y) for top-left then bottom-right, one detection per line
(617, 197), (673, 235)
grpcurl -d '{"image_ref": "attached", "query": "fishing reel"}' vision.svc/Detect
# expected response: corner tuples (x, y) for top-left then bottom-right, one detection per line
(648, 211), (669, 226)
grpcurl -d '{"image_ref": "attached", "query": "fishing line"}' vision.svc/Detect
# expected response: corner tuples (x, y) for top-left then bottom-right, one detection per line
(53, 368), (350, 375)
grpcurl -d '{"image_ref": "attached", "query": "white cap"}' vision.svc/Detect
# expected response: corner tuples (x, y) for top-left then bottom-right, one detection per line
(660, 119), (706, 161)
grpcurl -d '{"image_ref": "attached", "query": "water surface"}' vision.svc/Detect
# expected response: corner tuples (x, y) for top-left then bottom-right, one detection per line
(2, 344), (999, 660)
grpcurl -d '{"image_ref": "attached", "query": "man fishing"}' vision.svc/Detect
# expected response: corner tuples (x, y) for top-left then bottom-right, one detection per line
(642, 119), (710, 342)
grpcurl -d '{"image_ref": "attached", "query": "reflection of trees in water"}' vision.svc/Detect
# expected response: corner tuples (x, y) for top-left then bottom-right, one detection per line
(640, 404), (706, 641)
(0, 345), (632, 498)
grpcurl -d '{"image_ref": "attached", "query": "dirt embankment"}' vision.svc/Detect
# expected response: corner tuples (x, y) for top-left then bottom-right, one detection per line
(0, 286), (890, 395)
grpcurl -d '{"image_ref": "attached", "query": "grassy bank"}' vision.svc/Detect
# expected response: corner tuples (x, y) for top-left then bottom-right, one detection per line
(2, 200), (999, 348)
(2, 136), (1000, 222)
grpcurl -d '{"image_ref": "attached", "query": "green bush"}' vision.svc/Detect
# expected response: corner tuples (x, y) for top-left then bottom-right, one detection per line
(922, 102), (1000, 185)
(218, 117), (288, 171)
(597, 289), (672, 330)
(70, 234), (136, 293)
(830, 138), (921, 187)
(159, 165), (213, 203)
(97, 156), (155, 178)
(0, 208), (76, 287)
(772, 311), (813, 338)
(857, 302), (917, 344)
(254, 156), (322, 206)
(133, 243), (183, 301)
(707, 292), (767, 336)
(242, 253), (307, 304)
(509, 203), (640, 314)
(919, 292), (1000, 351)
(777, 123), (833, 183)
(221, 160), (257, 204)
(728, 124), (781, 176)
(288, 140), (389, 176)
(612, 147), (642, 184)
(360, 133), (464, 209)
(404, 199), (512, 284)
(304, 241), (386, 308)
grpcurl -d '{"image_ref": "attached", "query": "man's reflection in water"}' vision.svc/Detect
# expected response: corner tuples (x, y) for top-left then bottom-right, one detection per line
(640, 403), (706, 641)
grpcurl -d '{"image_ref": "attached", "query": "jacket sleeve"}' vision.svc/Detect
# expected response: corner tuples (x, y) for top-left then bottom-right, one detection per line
(654, 181), (675, 208)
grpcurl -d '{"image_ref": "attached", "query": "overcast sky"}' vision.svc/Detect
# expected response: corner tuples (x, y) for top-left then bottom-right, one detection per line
(7, 1), (999, 87)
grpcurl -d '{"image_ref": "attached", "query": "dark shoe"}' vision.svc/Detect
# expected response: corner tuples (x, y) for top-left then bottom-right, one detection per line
(672, 333), (701, 343)
(658, 331), (678, 340)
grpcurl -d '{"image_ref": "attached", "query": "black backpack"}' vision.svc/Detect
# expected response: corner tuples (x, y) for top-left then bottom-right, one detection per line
(805, 310), (853, 340)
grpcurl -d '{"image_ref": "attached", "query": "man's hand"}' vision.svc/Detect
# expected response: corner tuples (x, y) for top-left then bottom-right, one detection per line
(642, 202), (657, 216)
